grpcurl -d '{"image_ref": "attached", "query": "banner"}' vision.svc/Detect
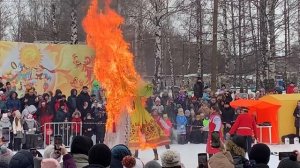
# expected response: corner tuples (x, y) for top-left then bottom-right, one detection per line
(0, 41), (95, 97)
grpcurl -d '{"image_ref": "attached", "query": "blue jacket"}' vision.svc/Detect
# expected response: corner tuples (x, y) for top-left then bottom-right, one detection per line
(176, 115), (187, 126)
(6, 98), (21, 111)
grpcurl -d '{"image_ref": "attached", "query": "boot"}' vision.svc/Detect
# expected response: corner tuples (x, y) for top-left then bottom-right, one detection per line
(153, 148), (159, 160)
(134, 150), (139, 158)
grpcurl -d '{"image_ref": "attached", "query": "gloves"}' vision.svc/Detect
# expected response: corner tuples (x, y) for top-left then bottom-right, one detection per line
(211, 131), (220, 148)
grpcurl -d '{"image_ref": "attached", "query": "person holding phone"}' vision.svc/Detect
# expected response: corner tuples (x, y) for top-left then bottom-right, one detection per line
(293, 101), (300, 136)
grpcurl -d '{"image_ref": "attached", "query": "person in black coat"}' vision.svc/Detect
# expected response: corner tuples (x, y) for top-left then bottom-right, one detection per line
(294, 101), (300, 136)
(94, 109), (107, 144)
(221, 102), (235, 139)
(67, 89), (77, 116)
(83, 113), (95, 139)
(193, 77), (203, 100)
(22, 89), (38, 109)
(77, 86), (91, 115)
(9, 150), (34, 168)
(190, 114), (204, 144)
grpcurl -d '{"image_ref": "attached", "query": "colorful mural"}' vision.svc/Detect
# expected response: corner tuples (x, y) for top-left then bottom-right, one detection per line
(0, 41), (95, 97)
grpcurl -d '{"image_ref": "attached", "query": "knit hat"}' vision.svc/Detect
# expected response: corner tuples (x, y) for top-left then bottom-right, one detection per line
(41, 158), (61, 168)
(249, 143), (271, 164)
(71, 136), (93, 156)
(9, 150), (34, 168)
(122, 156), (144, 168)
(88, 144), (111, 167)
(161, 150), (181, 167)
(145, 161), (162, 168)
(111, 144), (132, 161)
(0, 146), (13, 165)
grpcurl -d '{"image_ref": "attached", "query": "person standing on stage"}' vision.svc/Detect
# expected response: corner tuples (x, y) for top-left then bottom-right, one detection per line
(227, 107), (257, 155)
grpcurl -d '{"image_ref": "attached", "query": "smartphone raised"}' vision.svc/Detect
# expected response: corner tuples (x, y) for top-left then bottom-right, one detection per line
(198, 153), (208, 168)
(279, 152), (296, 160)
(1, 127), (10, 143)
(54, 135), (62, 150)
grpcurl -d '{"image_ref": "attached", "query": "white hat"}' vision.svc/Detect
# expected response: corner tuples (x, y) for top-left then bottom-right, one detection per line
(161, 150), (181, 167)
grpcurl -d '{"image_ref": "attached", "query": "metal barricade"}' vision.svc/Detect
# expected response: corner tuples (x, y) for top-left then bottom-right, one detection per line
(43, 122), (82, 148)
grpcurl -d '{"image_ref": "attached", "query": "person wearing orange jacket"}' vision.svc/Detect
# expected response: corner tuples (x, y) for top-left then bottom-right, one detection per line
(227, 107), (257, 155)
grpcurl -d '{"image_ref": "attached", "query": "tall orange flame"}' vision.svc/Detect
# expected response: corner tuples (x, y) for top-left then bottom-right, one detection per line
(83, 0), (141, 130)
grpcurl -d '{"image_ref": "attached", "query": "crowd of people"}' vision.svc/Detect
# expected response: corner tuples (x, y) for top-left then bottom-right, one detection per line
(0, 77), (300, 168)
(1, 134), (300, 168)
(0, 80), (107, 151)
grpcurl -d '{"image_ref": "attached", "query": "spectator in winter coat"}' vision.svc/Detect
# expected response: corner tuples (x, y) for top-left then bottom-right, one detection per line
(0, 113), (11, 136)
(152, 97), (164, 115)
(83, 113), (95, 138)
(0, 95), (7, 113)
(23, 89), (39, 108)
(164, 98), (177, 124)
(84, 144), (111, 168)
(0, 145), (13, 166)
(70, 136), (93, 168)
(39, 101), (53, 145)
(249, 143), (271, 168)
(71, 110), (82, 135)
(228, 107), (257, 155)
(208, 143), (234, 168)
(176, 108), (187, 144)
(6, 91), (21, 112)
(146, 95), (155, 113)
(54, 101), (68, 122)
(193, 77), (204, 100)
(76, 86), (91, 116)
(9, 150), (34, 168)
(67, 89), (77, 116)
(293, 100), (300, 136)
(110, 144), (132, 168)
(221, 102), (235, 139)
(190, 114), (204, 144)
(12, 110), (23, 151)
(226, 135), (254, 168)
(54, 95), (68, 113)
(23, 113), (38, 149)
(80, 101), (92, 120)
(287, 82), (296, 94)
(50, 89), (62, 114)
(94, 109), (107, 144)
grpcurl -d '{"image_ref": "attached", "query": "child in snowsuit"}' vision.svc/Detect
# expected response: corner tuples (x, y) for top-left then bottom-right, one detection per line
(83, 113), (95, 139)
(176, 108), (187, 144)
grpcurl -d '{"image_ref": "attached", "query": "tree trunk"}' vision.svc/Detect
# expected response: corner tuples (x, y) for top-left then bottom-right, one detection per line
(70, 1), (78, 45)
(238, 0), (243, 87)
(268, 0), (276, 80)
(222, 0), (229, 75)
(154, 2), (163, 92)
(211, 0), (219, 92)
(196, 0), (203, 78)
(51, 3), (58, 43)
(259, 0), (268, 83)
(284, 0), (288, 82)
(231, 1), (237, 88)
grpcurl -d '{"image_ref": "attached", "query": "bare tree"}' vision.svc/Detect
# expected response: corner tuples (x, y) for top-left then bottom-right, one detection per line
(211, 0), (219, 92)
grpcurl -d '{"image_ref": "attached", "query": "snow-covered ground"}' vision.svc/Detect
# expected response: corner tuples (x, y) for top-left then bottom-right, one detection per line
(135, 144), (300, 168)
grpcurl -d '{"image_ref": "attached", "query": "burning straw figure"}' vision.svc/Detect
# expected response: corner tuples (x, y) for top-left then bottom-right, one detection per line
(130, 84), (170, 160)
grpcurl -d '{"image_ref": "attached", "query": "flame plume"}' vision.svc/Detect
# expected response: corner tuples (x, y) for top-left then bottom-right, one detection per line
(83, 0), (141, 130)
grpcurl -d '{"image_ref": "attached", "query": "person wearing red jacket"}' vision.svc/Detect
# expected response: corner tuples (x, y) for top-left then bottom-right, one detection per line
(227, 107), (257, 155)
(71, 110), (82, 135)
(287, 82), (296, 94)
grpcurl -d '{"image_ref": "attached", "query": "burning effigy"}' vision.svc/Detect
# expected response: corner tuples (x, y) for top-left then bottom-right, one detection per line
(83, 0), (169, 149)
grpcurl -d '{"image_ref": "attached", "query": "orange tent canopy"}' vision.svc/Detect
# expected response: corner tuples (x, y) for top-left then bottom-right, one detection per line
(230, 99), (281, 144)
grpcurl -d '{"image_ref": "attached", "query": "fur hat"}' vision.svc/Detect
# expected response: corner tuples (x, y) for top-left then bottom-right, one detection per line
(161, 150), (181, 167)
(72, 110), (81, 118)
(0, 146), (13, 165)
(41, 158), (61, 168)
(249, 143), (271, 164)
(43, 145), (62, 162)
(145, 161), (162, 168)
(71, 136), (93, 156)
(88, 144), (111, 167)
(226, 139), (246, 157)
